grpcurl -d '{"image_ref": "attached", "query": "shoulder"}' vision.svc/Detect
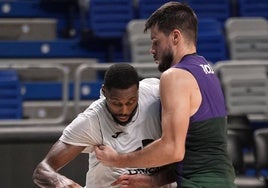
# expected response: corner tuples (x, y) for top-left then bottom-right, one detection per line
(67, 100), (106, 133)
(84, 98), (105, 112)
(81, 99), (107, 120)
(160, 68), (197, 96)
(140, 77), (159, 87)
(139, 78), (160, 98)
(161, 68), (193, 84)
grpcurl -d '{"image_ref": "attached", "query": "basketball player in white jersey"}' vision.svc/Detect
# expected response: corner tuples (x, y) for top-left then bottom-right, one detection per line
(33, 63), (176, 188)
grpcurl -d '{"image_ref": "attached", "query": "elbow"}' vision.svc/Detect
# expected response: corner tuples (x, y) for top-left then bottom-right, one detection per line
(161, 137), (186, 164)
(175, 150), (185, 162)
(170, 145), (185, 163)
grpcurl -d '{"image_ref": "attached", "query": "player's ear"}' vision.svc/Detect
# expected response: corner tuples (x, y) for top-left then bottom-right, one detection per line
(172, 29), (181, 45)
(102, 85), (107, 97)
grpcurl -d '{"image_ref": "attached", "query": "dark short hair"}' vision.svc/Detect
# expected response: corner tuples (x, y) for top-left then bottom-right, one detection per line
(104, 63), (139, 90)
(144, 1), (198, 45)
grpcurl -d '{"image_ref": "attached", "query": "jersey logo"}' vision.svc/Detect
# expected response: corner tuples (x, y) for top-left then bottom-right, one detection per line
(112, 132), (123, 138)
(127, 139), (160, 175)
(200, 64), (214, 74)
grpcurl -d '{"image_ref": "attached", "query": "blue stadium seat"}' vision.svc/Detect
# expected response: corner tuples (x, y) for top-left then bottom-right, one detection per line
(187, 0), (231, 23)
(0, 39), (105, 61)
(238, 0), (268, 18)
(0, 70), (22, 119)
(21, 81), (103, 100)
(0, 1), (79, 19)
(198, 18), (223, 35)
(197, 19), (227, 63)
(0, 1), (84, 39)
(137, 0), (230, 22)
(88, 0), (133, 38)
(136, 0), (171, 19)
(0, 1), (51, 18)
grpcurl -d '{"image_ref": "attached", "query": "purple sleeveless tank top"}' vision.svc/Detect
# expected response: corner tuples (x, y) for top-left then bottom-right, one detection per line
(173, 54), (226, 123)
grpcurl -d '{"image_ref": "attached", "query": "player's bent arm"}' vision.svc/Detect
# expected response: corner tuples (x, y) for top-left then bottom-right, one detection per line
(32, 140), (85, 187)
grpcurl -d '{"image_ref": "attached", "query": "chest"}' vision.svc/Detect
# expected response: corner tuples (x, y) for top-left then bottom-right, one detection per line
(100, 111), (161, 153)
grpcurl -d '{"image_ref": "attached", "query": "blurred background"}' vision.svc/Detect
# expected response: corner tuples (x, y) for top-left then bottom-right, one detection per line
(0, 0), (268, 187)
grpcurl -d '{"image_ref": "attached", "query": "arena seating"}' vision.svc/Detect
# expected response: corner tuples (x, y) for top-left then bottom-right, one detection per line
(187, 0), (231, 23)
(214, 60), (268, 115)
(0, 58), (101, 124)
(197, 18), (228, 63)
(214, 60), (268, 187)
(125, 19), (152, 63)
(238, 0), (268, 18)
(225, 17), (268, 60)
(0, 69), (22, 119)
(89, 0), (133, 38)
(135, 0), (171, 19)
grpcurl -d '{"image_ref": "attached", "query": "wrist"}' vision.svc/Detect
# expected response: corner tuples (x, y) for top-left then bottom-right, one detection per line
(115, 153), (126, 168)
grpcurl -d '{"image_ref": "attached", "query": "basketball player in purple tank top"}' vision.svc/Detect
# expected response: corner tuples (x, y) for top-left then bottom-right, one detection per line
(95, 2), (236, 187)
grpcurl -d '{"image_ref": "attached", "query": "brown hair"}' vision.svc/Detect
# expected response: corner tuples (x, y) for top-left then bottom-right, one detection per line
(144, 1), (198, 45)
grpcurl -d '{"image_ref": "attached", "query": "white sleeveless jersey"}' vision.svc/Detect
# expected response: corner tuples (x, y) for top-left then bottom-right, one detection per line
(60, 78), (174, 188)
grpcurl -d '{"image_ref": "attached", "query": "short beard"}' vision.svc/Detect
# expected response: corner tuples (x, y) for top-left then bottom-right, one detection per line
(158, 52), (173, 73)
(106, 103), (138, 126)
